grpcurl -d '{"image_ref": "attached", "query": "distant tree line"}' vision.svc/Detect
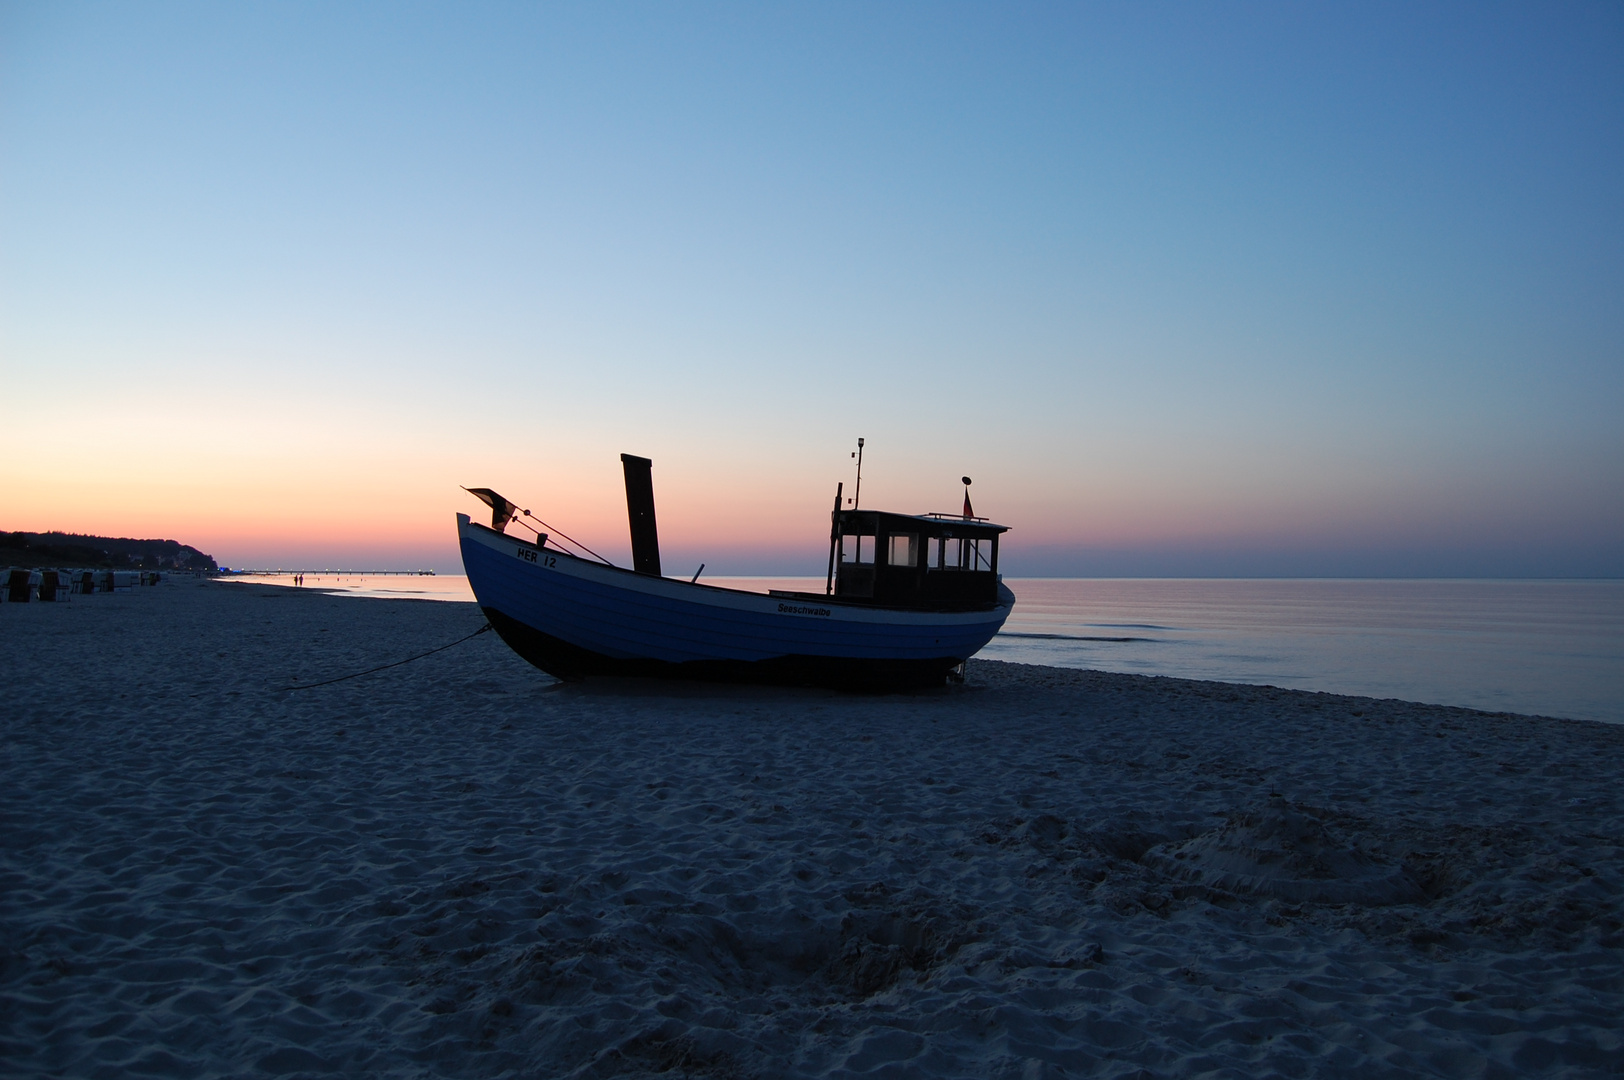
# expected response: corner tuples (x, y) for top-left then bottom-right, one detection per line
(0, 531), (218, 571)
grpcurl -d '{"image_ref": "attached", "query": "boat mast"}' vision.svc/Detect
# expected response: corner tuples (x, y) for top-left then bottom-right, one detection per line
(852, 437), (864, 509)
(825, 481), (843, 595)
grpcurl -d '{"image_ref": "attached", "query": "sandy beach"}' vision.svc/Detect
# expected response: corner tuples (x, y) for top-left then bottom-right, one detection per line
(2, 580), (1620, 1078)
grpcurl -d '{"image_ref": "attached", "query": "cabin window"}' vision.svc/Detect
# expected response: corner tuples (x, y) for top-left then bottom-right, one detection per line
(934, 536), (992, 571)
(841, 532), (875, 564)
(886, 534), (918, 567)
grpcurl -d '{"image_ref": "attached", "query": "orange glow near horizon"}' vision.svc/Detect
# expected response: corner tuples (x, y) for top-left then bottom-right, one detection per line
(8, 430), (1614, 576)
(2, 370), (1618, 576)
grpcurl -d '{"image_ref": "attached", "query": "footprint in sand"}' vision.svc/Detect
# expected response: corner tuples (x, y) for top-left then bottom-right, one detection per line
(1145, 795), (1425, 906)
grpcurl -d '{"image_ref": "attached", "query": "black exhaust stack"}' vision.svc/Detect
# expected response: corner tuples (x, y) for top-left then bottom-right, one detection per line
(620, 453), (662, 576)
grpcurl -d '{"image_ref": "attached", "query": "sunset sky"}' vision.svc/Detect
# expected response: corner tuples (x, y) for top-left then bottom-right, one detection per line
(3, 3), (1620, 576)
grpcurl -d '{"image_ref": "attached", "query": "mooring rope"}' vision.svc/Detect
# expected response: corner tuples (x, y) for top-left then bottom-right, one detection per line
(513, 509), (615, 567)
(280, 623), (493, 691)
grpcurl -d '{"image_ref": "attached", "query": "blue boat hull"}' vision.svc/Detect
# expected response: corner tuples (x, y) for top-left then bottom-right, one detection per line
(457, 514), (1014, 689)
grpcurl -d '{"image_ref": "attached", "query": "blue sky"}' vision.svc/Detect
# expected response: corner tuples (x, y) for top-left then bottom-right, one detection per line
(2, 2), (1620, 575)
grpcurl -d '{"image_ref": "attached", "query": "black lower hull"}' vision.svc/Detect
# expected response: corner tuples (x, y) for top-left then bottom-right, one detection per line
(483, 607), (962, 691)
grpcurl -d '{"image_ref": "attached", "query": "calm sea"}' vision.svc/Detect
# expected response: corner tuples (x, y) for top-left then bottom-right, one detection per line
(981, 578), (1624, 726)
(229, 573), (1624, 724)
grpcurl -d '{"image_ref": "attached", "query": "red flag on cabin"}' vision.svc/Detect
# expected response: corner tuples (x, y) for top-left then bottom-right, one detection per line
(963, 491), (974, 519)
(463, 487), (518, 531)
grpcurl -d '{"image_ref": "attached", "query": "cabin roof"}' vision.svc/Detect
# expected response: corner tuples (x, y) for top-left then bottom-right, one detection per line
(835, 508), (1009, 536)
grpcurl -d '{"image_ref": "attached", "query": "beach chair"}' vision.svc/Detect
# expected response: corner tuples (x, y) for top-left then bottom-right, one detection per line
(9, 569), (40, 602)
(37, 570), (71, 601)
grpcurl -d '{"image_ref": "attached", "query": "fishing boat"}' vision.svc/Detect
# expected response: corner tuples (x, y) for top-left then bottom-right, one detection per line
(457, 450), (1013, 689)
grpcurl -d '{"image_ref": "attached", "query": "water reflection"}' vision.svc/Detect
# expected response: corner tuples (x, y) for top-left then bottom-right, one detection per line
(980, 578), (1624, 725)
(223, 573), (477, 602)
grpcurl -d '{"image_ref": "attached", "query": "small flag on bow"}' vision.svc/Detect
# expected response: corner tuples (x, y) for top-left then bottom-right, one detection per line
(463, 487), (519, 532)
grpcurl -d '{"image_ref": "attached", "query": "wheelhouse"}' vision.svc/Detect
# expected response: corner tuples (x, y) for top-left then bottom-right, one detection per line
(827, 509), (1008, 610)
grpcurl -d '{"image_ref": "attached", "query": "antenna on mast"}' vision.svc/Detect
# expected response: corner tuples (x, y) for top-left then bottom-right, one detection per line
(850, 437), (865, 508)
